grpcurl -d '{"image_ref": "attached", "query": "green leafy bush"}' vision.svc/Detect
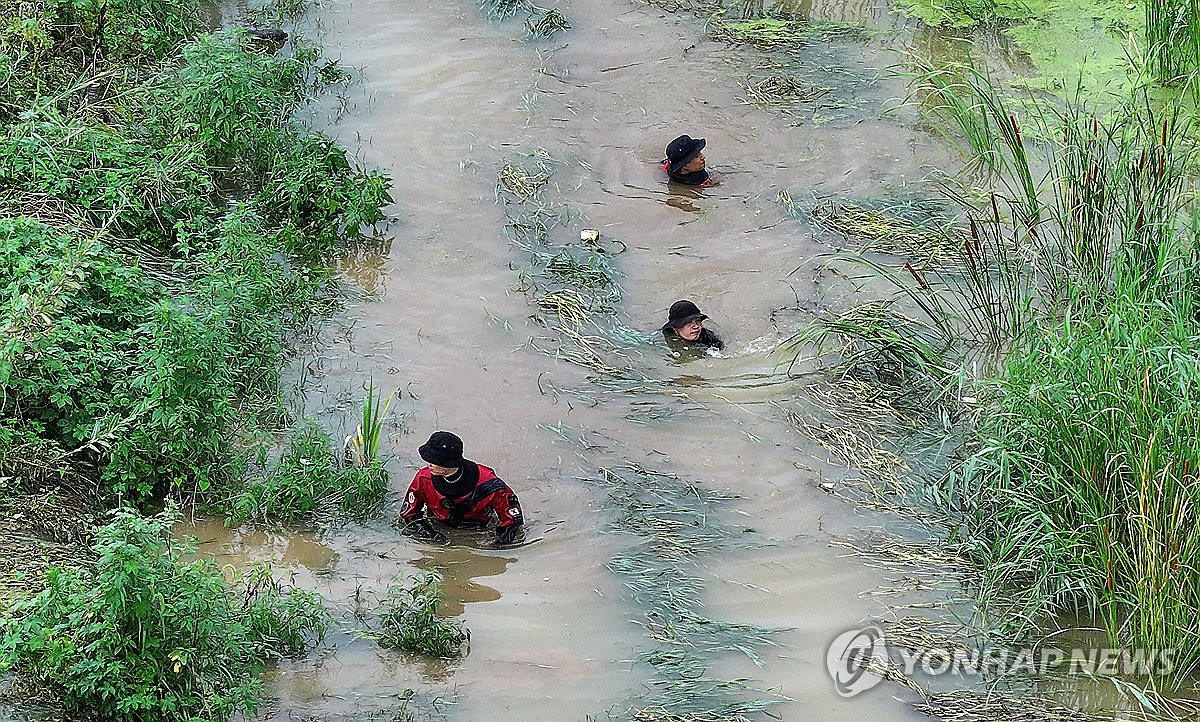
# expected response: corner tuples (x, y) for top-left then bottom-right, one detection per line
(377, 572), (469, 657)
(228, 421), (388, 524)
(0, 508), (328, 721)
(1, 27), (392, 503)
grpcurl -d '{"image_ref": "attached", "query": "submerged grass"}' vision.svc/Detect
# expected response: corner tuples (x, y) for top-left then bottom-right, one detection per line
(542, 424), (784, 719)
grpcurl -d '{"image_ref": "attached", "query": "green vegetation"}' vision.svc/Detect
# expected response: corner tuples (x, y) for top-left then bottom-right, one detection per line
(376, 572), (470, 658)
(0, 0), (390, 714)
(1146, 0), (1200, 84)
(0, 1), (392, 506)
(228, 421), (388, 524)
(794, 64), (1200, 684)
(0, 509), (328, 721)
(346, 379), (395, 469)
(543, 425), (783, 720)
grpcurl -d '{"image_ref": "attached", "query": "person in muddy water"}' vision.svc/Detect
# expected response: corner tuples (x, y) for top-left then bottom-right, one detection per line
(399, 431), (525, 547)
(661, 299), (724, 351)
(661, 134), (716, 187)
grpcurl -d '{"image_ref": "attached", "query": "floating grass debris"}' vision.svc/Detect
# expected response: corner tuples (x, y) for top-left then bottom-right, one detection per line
(478, 0), (532, 20)
(497, 150), (646, 378)
(711, 17), (811, 49)
(915, 690), (1111, 722)
(741, 74), (828, 110)
(498, 160), (550, 201)
(526, 7), (572, 37)
(542, 423), (784, 718)
(809, 200), (964, 264)
(712, 16), (866, 49)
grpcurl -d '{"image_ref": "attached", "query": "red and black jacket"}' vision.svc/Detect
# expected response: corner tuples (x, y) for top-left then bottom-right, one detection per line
(399, 460), (523, 531)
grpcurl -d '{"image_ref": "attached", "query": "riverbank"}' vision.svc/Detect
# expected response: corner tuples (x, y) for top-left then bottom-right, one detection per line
(0, 0), (392, 716)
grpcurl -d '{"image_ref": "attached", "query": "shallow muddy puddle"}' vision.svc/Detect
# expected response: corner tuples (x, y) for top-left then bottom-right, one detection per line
(177, 0), (1095, 720)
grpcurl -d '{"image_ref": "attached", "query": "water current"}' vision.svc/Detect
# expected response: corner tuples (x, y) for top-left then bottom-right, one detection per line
(181, 0), (1042, 720)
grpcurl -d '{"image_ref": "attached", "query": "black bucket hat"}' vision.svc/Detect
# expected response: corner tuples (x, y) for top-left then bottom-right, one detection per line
(419, 431), (464, 467)
(665, 135), (706, 175)
(661, 299), (708, 332)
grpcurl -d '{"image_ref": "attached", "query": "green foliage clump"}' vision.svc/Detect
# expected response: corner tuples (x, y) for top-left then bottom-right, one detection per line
(0, 508), (328, 721)
(228, 421), (388, 524)
(965, 297), (1200, 677)
(1, 25), (393, 504)
(812, 65), (1200, 683)
(377, 572), (469, 658)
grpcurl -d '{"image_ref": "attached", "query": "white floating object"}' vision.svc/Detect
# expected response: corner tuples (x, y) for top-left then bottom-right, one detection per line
(580, 228), (600, 242)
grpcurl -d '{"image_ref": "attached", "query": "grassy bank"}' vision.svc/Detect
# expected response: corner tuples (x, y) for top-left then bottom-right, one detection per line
(0, 0), (391, 507)
(790, 62), (1200, 690)
(0, 0), (391, 716)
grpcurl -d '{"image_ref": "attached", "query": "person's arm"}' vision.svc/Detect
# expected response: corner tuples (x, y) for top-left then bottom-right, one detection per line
(486, 482), (525, 546)
(398, 473), (426, 521)
(398, 474), (447, 541)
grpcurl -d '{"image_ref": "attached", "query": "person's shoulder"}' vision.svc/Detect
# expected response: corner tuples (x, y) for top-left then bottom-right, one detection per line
(475, 462), (501, 481)
(699, 328), (724, 349)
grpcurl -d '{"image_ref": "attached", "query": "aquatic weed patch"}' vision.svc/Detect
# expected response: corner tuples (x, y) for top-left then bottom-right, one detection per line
(542, 424), (785, 719)
(496, 150), (647, 378)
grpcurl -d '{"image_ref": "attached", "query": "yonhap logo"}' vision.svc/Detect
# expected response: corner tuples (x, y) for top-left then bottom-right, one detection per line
(826, 626), (888, 697)
(825, 624), (1177, 698)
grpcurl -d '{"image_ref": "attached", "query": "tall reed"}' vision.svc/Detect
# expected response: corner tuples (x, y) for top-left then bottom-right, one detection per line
(806, 62), (1200, 685)
(1145, 0), (1200, 85)
(926, 69), (1200, 684)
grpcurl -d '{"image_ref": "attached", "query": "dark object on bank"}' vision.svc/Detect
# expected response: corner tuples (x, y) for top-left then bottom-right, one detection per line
(661, 299), (724, 350)
(245, 27), (289, 52)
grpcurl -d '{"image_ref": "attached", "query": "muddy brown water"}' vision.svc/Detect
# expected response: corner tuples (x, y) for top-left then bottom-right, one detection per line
(177, 1), (1022, 720)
